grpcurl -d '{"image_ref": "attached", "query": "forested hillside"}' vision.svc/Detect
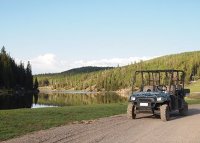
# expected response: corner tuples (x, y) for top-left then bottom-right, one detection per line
(37, 66), (113, 76)
(0, 47), (34, 90)
(36, 51), (200, 91)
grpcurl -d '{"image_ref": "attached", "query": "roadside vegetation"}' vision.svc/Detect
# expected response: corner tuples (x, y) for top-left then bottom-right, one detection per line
(186, 80), (200, 92)
(185, 80), (200, 104)
(185, 98), (200, 104)
(0, 103), (127, 141)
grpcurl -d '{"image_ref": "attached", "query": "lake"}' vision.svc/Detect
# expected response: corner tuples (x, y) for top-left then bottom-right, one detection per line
(0, 91), (129, 109)
(33, 91), (128, 107)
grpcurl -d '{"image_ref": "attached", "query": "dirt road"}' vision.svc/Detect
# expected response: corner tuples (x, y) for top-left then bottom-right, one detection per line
(3, 104), (200, 143)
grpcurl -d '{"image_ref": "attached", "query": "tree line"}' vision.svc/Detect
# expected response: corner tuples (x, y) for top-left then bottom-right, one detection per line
(36, 51), (200, 91)
(0, 46), (38, 90)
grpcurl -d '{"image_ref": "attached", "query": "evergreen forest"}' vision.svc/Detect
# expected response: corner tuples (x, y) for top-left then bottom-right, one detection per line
(0, 46), (34, 90)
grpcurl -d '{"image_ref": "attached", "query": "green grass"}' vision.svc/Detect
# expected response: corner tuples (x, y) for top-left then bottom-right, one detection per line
(0, 103), (127, 141)
(186, 80), (200, 92)
(185, 80), (200, 104)
(185, 98), (200, 104)
(185, 79), (200, 104)
(185, 92), (200, 104)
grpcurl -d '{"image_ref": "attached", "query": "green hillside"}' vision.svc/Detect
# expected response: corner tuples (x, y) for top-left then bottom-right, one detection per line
(36, 51), (200, 91)
(37, 66), (113, 77)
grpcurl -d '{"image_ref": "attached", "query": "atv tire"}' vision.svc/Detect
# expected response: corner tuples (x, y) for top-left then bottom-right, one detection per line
(127, 103), (136, 119)
(160, 104), (170, 121)
(179, 102), (188, 116)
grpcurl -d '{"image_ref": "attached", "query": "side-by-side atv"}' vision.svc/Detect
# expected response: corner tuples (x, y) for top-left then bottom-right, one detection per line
(127, 70), (190, 121)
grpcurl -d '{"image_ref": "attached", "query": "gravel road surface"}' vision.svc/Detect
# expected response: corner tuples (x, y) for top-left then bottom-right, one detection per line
(3, 104), (200, 143)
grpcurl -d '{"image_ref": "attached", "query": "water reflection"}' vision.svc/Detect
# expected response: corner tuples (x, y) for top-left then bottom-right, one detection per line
(37, 92), (128, 106)
(32, 104), (57, 108)
(0, 91), (128, 109)
(0, 92), (38, 110)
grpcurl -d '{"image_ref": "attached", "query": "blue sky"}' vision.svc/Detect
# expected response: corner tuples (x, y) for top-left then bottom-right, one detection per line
(0, 0), (200, 73)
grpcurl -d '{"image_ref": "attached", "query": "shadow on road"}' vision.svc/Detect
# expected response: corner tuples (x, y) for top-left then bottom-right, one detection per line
(134, 107), (200, 121)
(170, 108), (200, 121)
(188, 108), (200, 116)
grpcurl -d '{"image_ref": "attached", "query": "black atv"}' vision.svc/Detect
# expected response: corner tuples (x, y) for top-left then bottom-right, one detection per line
(127, 70), (190, 121)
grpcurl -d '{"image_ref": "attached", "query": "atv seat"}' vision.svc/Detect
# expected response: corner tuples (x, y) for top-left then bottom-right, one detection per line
(166, 85), (176, 95)
(143, 86), (155, 92)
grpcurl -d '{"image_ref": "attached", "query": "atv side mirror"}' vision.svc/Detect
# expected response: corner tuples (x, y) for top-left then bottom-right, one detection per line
(184, 89), (190, 96)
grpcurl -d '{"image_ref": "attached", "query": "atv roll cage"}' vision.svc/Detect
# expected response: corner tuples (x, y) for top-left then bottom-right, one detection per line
(132, 70), (186, 94)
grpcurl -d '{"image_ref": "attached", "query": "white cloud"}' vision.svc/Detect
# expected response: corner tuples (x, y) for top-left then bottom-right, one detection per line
(30, 53), (63, 74)
(26, 53), (154, 74)
(74, 57), (151, 67)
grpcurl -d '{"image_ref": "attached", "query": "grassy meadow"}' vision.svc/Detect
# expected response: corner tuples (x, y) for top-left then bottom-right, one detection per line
(186, 80), (200, 93)
(185, 80), (200, 104)
(0, 103), (127, 141)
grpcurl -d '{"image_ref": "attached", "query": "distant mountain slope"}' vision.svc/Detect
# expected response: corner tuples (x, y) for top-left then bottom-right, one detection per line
(36, 51), (200, 91)
(61, 66), (113, 75)
(36, 66), (113, 76)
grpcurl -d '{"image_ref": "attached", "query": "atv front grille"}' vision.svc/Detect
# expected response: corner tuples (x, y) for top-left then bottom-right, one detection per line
(135, 97), (156, 111)
(137, 98), (155, 103)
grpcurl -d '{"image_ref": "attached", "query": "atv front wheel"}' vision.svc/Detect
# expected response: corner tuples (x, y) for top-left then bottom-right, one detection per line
(179, 102), (188, 116)
(160, 104), (170, 121)
(127, 103), (136, 119)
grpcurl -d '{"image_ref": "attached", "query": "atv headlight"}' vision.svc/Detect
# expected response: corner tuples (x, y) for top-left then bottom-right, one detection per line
(131, 96), (136, 101)
(157, 97), (162, 101)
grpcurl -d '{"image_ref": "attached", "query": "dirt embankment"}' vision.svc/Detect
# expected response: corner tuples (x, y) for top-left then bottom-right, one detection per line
(116, 87), (132, 97)
(4, 104), (200, 143)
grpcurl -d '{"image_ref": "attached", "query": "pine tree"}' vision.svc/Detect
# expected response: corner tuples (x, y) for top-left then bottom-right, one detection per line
(34, 77), (39, 90)
(26, 61), (33, 89)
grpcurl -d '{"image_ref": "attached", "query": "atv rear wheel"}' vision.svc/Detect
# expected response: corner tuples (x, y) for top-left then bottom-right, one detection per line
(179, 102), (188, 116)
(127, 103), (136, 119)
(160, 104), (170, 121)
